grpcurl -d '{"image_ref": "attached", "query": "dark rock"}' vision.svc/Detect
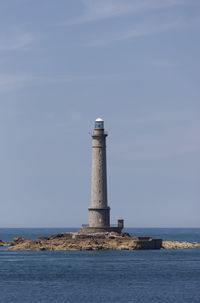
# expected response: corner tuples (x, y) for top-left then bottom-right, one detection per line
(7, 232), (199, 251)
(13, 237), (25, 244)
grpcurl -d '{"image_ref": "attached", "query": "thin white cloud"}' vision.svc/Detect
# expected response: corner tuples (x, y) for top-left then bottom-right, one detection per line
(68, 0), (189, 25)
(114, 127), (200, 160)
(84, 16), (200, 47)
(1, 74), (73, 92)
(109, 110), (200, 163)
(0, 73), (108, 91)
(150, 60), (178, 68)
(0, 74), (29, 91)
(0, 28), (34, 51)
(132, 111), (197, 125)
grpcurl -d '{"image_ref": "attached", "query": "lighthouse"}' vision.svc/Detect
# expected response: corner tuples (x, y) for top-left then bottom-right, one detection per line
(79, 118), (124, 234)
(89, 118), (110, 228)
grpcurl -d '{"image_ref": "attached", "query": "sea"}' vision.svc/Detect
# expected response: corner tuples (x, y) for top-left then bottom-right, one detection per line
(0, 228), (200, 303)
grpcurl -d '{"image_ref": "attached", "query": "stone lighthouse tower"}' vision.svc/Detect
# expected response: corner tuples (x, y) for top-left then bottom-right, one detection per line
(89, 118), (110, 228)
(80, 118), (124, 234)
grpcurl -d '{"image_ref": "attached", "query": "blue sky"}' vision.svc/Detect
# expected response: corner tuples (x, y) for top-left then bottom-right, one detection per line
(0, 0), (199, 227)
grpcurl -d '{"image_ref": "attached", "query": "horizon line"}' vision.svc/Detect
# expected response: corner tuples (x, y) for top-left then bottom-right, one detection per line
(0, 226), (200, 229)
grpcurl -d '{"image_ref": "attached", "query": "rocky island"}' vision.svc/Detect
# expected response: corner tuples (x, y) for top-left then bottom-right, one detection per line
(1, 232), (199, 251)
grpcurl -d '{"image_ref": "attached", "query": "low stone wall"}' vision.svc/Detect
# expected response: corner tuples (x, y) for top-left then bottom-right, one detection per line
(78, 226), (122, 234)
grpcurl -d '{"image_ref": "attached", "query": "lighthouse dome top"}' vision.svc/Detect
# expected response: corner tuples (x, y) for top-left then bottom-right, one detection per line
(95, 118), (104, 122)
(95, 118), (104, 129)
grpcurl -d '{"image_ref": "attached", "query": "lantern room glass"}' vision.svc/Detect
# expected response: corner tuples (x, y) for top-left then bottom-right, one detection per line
(95, 121), (104, 129)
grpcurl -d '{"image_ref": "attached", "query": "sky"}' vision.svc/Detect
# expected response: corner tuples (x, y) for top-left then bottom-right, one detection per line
(0, 0), (199, 228)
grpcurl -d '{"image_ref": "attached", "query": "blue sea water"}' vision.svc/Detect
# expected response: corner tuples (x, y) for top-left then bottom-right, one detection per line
(0, 228), (200, 303)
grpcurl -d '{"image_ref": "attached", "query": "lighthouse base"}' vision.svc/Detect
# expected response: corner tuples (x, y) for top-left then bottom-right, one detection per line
(88, 207), (110, 228)
(78, 219), (124, 234)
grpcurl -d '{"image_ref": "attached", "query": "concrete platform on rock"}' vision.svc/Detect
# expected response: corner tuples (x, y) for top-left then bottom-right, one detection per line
(78, 226), (123, 234)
